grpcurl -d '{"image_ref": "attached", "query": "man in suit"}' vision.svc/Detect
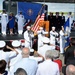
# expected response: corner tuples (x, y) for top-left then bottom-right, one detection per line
(60, 12), (65, 26)
(8, 40), (22, 74)
(62, 38), (75, 75)
(59, 26), (67, 54)
(0, 41), (18, 71)
(48, 12), (55, 31)
(64, 38), (75, 65)
(55, 12), (61, 31)
(50, 26), (58, 49)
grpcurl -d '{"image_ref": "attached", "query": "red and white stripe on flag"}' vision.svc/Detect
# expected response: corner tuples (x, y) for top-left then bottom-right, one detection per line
(31, 13), (45, 33)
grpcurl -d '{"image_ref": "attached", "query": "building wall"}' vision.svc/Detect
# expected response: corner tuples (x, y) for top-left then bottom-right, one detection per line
(37, 2), (75, 20)
(0, 0), (4, 12)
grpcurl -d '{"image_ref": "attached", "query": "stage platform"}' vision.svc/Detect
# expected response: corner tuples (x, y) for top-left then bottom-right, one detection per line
(0, 34), (24, 41)
(70, 30), (75, 38)
(0, 31), (75, 41)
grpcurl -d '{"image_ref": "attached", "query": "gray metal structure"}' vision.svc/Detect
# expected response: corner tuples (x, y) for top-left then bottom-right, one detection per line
(5, 0), (75, 3)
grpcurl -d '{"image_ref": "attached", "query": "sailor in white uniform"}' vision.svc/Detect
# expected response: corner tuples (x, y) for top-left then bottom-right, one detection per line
(1, 10), (8, 35)
(59, 26), (67, 53)
(15, 12), (25, 34)
(38, 37), (55, 58)
(24, 26), (34, 49)
(50, 26), (58, 49)
(8, 40), (22, 74)
(0, 41), (18, 71)
(37, 27), (48, 51)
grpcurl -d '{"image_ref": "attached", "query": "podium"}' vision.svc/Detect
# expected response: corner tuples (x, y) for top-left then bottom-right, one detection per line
(38, 20), (50, 37)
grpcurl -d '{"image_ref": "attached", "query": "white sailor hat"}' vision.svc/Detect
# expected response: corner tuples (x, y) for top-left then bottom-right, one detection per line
(42, 37), (50, 43)
(52, 26), (55, 29)
(27, 26), (31, 29)
(30, 49), (34, 52)
(0, 41), (6, 48)
(12, 40), (21, 47)
(39, 27), (43, 30)
(43, 32), (48, 35)
(61, 26), (64, 28)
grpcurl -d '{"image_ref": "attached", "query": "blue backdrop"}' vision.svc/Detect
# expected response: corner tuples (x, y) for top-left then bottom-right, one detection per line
(17, 2), (44, 22)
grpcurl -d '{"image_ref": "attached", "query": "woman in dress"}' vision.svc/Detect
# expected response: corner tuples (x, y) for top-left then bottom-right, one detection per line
(8, 12), (15, 35)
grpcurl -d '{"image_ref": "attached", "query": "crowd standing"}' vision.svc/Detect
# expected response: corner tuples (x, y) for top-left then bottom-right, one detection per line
(0, 10), (25, 35)
(0, 9), (75, 75)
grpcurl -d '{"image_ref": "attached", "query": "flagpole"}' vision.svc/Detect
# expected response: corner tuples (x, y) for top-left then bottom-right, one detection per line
(43, 0), (46, 12)
(38, 4), (45, 15)
(17, 2), (18, 14)
(74, 3), (75, 20)
(31, 2), (46, 31)
(33, 4), (45, 26)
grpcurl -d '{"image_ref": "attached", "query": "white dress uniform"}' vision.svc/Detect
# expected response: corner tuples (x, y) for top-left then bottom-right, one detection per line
(37, 29), (48, 50)
(0, 50), (17, 71)
(38, 37), (55, 58)
(50, 30), (58, 49)
(9, 49), (22, 75)
(12, 58), (38, 75)
(38, 44), (54, 58)
(0, 50), (17, 64)
(1, 13), (8, 35)
(8, 40), (22, 75)
(15, 14), (25, 34)
(37, 30), (43, 50)
(59, 30), (65, 53)
(50, 31), (58, 45)
(36, 60), (60, 75)
(0, 41), (17, 71)
(24, 30), (34, 49)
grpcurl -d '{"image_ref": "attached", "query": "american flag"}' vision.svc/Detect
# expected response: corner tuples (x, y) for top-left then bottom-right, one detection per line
(31, 13), (45, 33)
